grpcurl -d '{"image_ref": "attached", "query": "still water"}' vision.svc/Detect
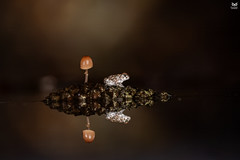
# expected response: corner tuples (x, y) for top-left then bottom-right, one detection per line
(0, 88), (239, 160)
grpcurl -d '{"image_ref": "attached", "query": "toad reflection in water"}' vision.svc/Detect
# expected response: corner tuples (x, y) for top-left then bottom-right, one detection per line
(43, 56), (171, 143)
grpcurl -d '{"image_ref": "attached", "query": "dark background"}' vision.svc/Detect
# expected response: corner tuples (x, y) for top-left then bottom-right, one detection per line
(0, 0), (239, 160)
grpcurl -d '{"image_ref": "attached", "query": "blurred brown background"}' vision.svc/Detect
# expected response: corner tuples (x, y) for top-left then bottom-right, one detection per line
(0, 0), (239, 92)
(0, 0), (239, 160)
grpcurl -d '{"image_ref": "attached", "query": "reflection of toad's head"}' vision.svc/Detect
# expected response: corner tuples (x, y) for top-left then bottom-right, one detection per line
(121, 73), (130, 81)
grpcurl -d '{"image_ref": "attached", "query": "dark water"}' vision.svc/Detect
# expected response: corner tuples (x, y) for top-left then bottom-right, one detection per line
(0, 89), (239, 160)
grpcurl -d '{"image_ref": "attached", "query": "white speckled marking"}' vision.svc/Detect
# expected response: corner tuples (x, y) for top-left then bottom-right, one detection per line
(106, 109), (131, 124)
(104, 73), (130, 87)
